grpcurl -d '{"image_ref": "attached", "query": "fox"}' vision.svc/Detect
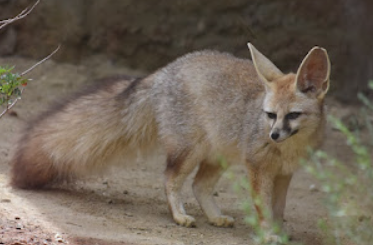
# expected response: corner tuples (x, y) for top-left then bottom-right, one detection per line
(10, 43), (330, 236)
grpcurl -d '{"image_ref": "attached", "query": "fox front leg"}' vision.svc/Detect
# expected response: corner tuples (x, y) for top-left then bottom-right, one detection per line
(247, 166), (274, 227)
(272, 174), (292, 226)
(247, 165), (287, 243)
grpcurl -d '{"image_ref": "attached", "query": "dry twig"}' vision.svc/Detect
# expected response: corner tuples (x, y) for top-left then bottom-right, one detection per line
(0, 0), (40, 30)
(0, 45), (60, 119)
(21, 44), (60, 77)
(0, 0), (61, 119)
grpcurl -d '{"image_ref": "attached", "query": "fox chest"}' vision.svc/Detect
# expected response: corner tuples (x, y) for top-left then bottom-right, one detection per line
(247, 141), (309, 175)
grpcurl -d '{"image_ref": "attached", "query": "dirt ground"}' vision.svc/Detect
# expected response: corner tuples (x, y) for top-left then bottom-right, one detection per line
(0, 56), (355, 245)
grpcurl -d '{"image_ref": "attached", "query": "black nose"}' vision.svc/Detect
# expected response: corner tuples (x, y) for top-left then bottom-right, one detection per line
(271, 132), (280, 140)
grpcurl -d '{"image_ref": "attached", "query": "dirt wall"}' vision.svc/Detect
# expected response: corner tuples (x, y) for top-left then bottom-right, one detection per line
(0, 0), (372, 102)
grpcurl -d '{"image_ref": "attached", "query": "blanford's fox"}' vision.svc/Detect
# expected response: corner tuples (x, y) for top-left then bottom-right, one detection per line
(11, 43), (330, 233)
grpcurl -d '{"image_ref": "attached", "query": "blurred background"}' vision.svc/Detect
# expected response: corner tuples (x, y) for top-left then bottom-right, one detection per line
(0, 0), (372, 103)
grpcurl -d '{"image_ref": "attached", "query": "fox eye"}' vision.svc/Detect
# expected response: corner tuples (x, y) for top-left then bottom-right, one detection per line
(266, 112), (277, 120)
(286, 112), (302, 120)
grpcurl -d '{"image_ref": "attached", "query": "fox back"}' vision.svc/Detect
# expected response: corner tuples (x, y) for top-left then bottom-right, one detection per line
(149, 47), (328, 173)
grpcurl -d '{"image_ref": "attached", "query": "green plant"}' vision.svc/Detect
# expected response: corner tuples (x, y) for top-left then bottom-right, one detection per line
(221, 158), (290, 245)
(304, 81), (373, 245)
(358, 80), (373, 146)
(0, 66), (28, 117)
(0, 0), (59, 119)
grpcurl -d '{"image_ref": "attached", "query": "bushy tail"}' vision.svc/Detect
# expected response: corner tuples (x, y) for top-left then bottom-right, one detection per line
(10, 76), (158, 189)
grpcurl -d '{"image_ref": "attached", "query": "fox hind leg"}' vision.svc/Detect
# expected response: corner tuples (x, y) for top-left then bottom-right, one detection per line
(192, 160), (234, 227)
(164, 148), (202, 228)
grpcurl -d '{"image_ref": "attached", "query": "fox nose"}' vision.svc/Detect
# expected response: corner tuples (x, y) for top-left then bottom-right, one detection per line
(271, 132), (280, 140)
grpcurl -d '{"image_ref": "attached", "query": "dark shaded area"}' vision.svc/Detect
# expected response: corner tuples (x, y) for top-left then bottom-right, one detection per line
(0, 0), (372, 103)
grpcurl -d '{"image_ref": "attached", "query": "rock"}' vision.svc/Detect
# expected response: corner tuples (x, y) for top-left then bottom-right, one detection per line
(0, 0), (372, 102)
(0, 27), (17, 56)
(15, 223), (22, 229)
(309, 184), (319, 192)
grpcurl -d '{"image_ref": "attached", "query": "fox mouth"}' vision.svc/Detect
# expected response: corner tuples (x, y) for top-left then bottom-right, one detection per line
(271, 129), (299, 143)
(272, 137), (287, 143)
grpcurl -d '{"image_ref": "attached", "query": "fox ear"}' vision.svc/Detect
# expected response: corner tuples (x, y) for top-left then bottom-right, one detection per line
(296, 47), (331, 99)
(247, 43), (283, 86)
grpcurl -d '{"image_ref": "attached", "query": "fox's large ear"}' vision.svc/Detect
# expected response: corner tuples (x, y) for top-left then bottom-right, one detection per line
(247, 43), (283, 86)
(296, 47), (331, 99)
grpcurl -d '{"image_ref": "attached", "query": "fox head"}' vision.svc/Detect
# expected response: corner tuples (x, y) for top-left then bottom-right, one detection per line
(248, 43), (331, 143)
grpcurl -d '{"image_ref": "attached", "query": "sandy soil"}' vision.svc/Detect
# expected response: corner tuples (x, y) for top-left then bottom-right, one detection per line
(0, 56), (355, 245)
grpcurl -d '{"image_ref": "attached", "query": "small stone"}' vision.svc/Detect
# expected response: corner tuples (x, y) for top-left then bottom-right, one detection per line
(309, 184), (319, 192)
(0, 199), (11, 203)
(8, 110), (18, 117)
(55, 233), (65, 243)
(123, 190), (129, 194)
(16, 223), (23, 229)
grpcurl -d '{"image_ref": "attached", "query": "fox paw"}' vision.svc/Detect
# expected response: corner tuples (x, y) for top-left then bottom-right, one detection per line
(174, 214), (196, 228)
(209, 215), (235, 228)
